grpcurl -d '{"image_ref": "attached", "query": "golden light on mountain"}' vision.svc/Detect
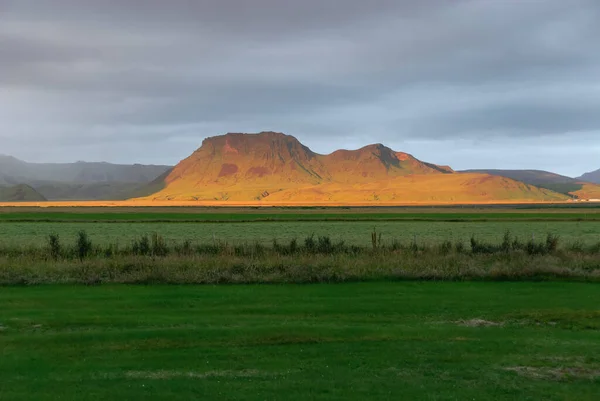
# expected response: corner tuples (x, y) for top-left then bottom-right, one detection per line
(138, 132), (570, 204)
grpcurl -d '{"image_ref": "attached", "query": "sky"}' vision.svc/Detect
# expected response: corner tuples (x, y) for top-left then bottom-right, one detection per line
(1, 0), (599, 177)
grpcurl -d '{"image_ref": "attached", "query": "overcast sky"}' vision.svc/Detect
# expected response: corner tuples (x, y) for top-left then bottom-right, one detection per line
(1, 0), (599, 176)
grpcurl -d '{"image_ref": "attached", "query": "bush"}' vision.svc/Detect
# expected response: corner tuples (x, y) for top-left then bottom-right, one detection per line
(439, 240), (453, 255)
(470, 236), (499, 254)
(253, 242), (266, 257)
(133, 235), (151, 256)
(151, 233), (168, 257)
(371, 229), (382, 250)
(391, 240), (402, 251)
(76, 230), (93, 261)
(568, 241), (585, 253)
(511, 237), (524, 251)
(104, 242), (119, 258)
(175, 240), (193, 256)
(48, 234), (61, 260)
(501, 231), (512, 253)
(545, 233), (560, 253)
(304, 234), (316, 253)
(316, 236), (334, 254)
(273, 239), (285, 255)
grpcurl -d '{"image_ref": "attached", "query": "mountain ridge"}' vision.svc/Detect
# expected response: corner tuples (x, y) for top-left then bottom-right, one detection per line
(2, 134), (597, 203)
(578, 169), (600, 184)
(139, 131), (570, 203)
(0, 156), (172, 200)
(462, 169), (600, 200)
(0, 184), (47, 202)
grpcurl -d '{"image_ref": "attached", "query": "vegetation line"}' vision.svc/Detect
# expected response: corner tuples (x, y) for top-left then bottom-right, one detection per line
(1, 217), (599, 223)
(1, 230), (599, 285)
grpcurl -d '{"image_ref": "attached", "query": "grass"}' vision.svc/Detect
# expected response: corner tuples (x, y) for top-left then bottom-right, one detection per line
(1, 282), (599, 400)
(0, 230), (599, 284)
(0, 220), (599, 247)
(0, 211), (599, 222)
(1, 206), (598, 398)
(0, 205), (599, 222)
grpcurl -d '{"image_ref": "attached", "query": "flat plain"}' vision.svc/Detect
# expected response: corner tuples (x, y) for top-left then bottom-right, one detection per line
(1, 220), (599, 247)
(0, 205), (599, 247)
(1, 205), (599, 400)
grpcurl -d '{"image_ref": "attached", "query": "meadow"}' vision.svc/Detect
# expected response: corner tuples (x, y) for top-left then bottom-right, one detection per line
(0, 206), (597, 283)
(1, 206), (599, 399)
(1, 282), (599, 400)
(1, 204), (599, 222)
(1, 220), (600, 247)
(0, 205), (599, 247)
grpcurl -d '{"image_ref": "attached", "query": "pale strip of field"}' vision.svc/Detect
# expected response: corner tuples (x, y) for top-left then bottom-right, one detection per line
(0, 199), (591, 208)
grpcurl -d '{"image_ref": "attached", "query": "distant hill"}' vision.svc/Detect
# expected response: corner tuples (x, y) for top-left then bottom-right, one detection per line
(0, 155), (172, 200)
(127, 168), (173, 200)
(29, 181), (165, 201)
(578, 169), (600, 184)
(0, 155), (171, 185)
(137, 131), (569, 203)
(0, 184), (47, 202)
(462, 169), (580, 194)
(462, 169), (600, 200)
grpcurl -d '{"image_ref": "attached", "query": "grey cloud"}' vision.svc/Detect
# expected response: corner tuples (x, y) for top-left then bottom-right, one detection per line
(0, 0), (599, 176)
(416, 103), (600, 137)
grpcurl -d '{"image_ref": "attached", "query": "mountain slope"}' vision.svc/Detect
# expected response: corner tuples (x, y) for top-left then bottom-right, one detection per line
(463, 169), (600, 200)
(0, 155), (172, 200)
(266, 174), (566, 203)
(320, 144), (452, 183)
(126, 168), (173, 200)
(140, 132), (569, 203)
(29, 182), (161, 201)
(0, 156), (171, 184)
(578, 169), (600, 184)
(0, 184), (47, 202)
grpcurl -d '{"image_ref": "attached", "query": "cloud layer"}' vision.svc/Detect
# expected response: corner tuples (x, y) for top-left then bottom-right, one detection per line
(1, 0), (599, 176)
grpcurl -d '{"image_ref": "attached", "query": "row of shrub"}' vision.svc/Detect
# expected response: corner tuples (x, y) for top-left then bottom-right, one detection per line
(0, 230), (596, 261)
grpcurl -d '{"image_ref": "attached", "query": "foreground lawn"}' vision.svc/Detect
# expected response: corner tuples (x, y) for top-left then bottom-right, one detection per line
(1, 283), (599, 400)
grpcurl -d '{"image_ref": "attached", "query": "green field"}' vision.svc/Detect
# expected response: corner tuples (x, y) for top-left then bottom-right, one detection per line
(1, 283), (598, 400)
(2, 207), (599, 399)
(1, 220), (598, 247)
(0, 208), (599, 222)
(0, 206), (598, 247)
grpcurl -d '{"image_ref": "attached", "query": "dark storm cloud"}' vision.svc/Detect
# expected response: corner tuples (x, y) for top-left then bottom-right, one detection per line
(1, 0), (599, 176)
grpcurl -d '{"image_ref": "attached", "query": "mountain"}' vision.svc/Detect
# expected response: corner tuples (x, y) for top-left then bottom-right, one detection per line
(0, 155), (172, 200)
(0, 184), (47, 202)
(0, 155), (170, 184)
(578, 169), (600, 184)
(138, 132), (569, 203)
(463, 169), (600, 200)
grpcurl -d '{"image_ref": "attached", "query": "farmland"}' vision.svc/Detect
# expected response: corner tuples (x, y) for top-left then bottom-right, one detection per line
(1, 220), (599, 248)
(0, 205), (599, 248)
(0, 205), (598, 285)
(1, 206), (599, 399)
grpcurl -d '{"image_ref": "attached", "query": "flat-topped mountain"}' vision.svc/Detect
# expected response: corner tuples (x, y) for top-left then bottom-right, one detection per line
(139, 132), (569, 203)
